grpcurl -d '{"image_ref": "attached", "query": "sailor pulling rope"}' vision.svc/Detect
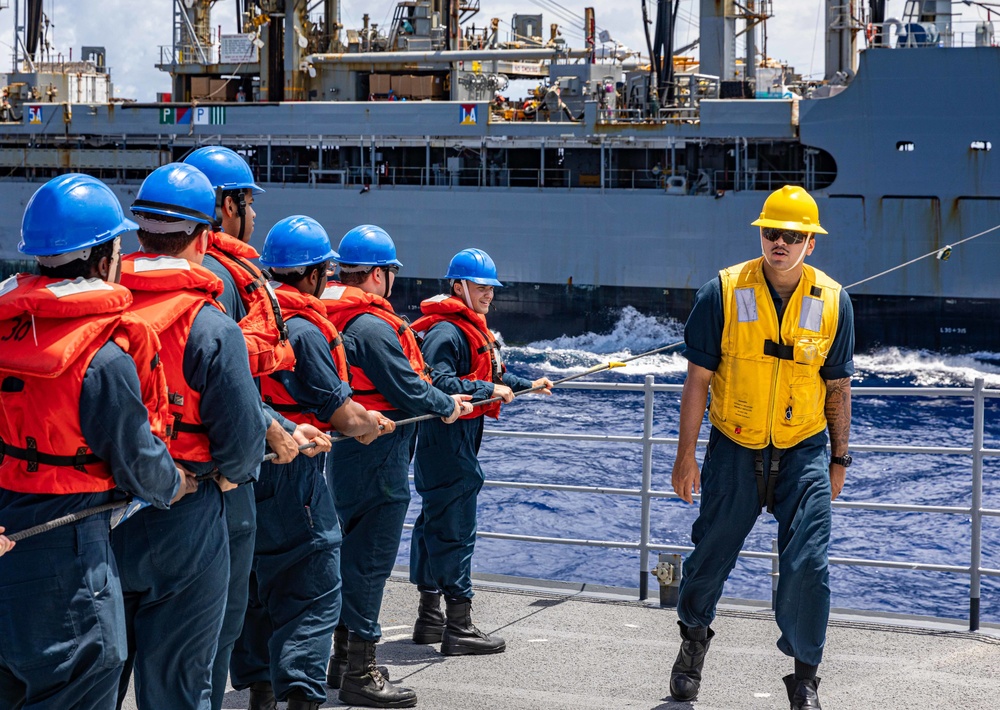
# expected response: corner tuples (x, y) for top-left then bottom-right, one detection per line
(8, 216), (996, 542)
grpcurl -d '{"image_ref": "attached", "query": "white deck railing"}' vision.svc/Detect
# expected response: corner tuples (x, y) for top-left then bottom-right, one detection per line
(407, 377), (1000, 631)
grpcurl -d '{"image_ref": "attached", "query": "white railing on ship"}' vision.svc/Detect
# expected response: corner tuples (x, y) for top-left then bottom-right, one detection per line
(406, 376), (1000, 632)
(298, 165), (835, 193)
(879, 20), (998, 49)
(711, 169), (838, 194)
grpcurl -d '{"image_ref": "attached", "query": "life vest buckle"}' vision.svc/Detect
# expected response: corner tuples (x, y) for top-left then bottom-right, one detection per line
(74, 447), (90, 472)
(763, 339), (794, 361)
(25, 436), (38, 472)
(755, 448), (784, 514)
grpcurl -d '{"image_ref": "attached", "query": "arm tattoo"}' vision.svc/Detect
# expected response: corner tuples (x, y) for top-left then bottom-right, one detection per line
(824, 377), (852, 455)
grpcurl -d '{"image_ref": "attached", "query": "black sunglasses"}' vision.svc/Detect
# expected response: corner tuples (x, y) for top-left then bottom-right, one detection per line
(383, 265), (400, 275)
(762, 228), (809, 245)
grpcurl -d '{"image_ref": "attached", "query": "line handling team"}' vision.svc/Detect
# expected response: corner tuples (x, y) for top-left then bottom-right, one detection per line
(0, 149), (850, 710)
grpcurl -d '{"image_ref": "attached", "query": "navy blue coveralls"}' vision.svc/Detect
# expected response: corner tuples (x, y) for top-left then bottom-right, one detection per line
(202, 253), (297, 710)
(327, 314), (455, 641)
(0, 342), (180, 710)
(112, 304), (268, 710)
(677, 275), (855, 667)
(230, 314), (351, 702)
(411, 321), (533, 600)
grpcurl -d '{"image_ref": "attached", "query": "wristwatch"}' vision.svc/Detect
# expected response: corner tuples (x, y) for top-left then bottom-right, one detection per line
(830, 454), (852, 467)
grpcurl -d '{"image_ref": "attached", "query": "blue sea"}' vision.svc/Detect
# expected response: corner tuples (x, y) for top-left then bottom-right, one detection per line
(398, 307), (1000, 625)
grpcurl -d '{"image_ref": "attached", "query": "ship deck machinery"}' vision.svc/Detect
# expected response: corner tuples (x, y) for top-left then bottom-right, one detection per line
(0, 1), (998, 350)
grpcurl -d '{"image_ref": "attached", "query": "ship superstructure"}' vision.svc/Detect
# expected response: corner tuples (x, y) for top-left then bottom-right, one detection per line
(1, 1), (998, 350)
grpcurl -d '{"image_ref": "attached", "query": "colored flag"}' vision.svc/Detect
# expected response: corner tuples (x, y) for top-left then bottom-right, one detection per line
(194, 106), (226, 125)
(159, 106), (223, 125)
(459, 104), (477, 125)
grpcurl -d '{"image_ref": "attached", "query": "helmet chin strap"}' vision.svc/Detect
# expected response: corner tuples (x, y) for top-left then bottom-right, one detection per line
(790, 236), (810, 270)
(235, 193), (247, 241)
(761, 228), (810, 270)
(460, 280), (474, 310)
(382, 267), (390, 299)
(312, 273), (324, 298)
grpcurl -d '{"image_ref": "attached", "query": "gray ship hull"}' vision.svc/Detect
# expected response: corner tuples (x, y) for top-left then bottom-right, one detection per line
(1, 47), (998, 351)
(3, 180), (994, 350)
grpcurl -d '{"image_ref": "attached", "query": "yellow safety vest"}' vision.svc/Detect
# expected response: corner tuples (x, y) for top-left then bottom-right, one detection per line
(709, 257), (841, 449)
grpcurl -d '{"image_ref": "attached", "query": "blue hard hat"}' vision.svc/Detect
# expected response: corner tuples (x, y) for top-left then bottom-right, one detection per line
(131, 163), (216, 225)
(19, 174), (137, 256)
(260, 215), (339, 269)
(183, 146), (265, 194)
(335, 224), (402, 267)
(446, 248), (503, 287)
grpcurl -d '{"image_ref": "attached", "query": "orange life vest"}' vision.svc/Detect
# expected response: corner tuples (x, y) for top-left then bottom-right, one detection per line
(321, 283), (432, 412)
(207, 231), (296, 378)
(121, 254), (224, 463)
(261, 282), (350, 430)
(0, 273), (169, 494)
(411, 295), (505, 420)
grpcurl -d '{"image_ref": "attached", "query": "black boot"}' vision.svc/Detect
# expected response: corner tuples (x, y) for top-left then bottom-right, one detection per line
(326, 624), (349, 689)
(285, 695), (321, 710)
(412, 589), (446, 644)
(783, 674), (822, 709)
(326, 626), (389, 690)
(328, 625), (391, 689)
(668, 621), (715, 701)
(248, 681), (277, 710)
(338, 637), (417, 709)
(440, 597), (506, 656)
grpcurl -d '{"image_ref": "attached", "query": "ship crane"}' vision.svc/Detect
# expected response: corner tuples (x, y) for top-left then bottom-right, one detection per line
(10, 0), (50, 71)
(2, 0), (110, 111)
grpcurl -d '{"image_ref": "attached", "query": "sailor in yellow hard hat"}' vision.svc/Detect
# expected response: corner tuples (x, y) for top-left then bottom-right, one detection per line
(668, 185), (855, 710)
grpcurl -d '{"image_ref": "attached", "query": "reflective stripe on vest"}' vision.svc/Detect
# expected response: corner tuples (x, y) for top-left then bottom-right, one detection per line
(0, 274), (162, 494)
(261, 283), (349, 429)
(121, 254), (223, 463)
(321, 283), (432, 412)
(709, 257), (841, 449)
(411, 294), (505, 420)
(207, 232), (296, 378)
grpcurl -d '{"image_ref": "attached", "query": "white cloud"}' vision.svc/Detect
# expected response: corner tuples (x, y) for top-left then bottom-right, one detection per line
(1, 0), (976, 101)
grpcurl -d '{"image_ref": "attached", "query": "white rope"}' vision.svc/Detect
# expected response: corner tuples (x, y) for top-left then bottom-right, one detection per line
(844, 222), (1000, 290)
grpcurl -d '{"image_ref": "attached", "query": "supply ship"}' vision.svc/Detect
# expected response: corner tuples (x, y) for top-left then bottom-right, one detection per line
(1, 0), (998, 351)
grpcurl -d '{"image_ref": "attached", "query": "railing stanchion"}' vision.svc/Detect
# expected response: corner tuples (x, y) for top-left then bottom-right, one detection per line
(970, 377), (985, 631)
(638, 375), (655, 601)
(771, 538), (779, 611)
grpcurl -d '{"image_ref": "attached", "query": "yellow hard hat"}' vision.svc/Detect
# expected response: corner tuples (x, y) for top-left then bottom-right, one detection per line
(751, 185), (827, 235)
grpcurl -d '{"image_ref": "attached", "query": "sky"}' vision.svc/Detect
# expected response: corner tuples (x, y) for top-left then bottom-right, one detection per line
(0, 1), (993, 101)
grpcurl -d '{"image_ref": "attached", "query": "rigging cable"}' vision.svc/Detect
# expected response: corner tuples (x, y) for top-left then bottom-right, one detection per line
(844, 223), (1000, 290)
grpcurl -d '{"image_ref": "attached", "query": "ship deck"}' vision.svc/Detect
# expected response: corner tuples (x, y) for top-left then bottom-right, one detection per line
(123, 572), (1000, 709)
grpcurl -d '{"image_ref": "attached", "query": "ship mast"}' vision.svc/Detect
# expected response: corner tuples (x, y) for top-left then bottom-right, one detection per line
(11, 0), (46, 71)
(697, 0), (771, 94)
(177, 0), (215, 66)
(323, 0), (342, 52)
(825, 0), (863, 80)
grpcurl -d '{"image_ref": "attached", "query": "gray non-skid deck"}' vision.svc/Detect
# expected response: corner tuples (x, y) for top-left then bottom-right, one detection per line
(125, 573), (1000, 709)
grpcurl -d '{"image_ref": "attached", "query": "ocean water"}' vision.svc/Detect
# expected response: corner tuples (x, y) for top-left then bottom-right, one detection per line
(398, 307), (1000, 624)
